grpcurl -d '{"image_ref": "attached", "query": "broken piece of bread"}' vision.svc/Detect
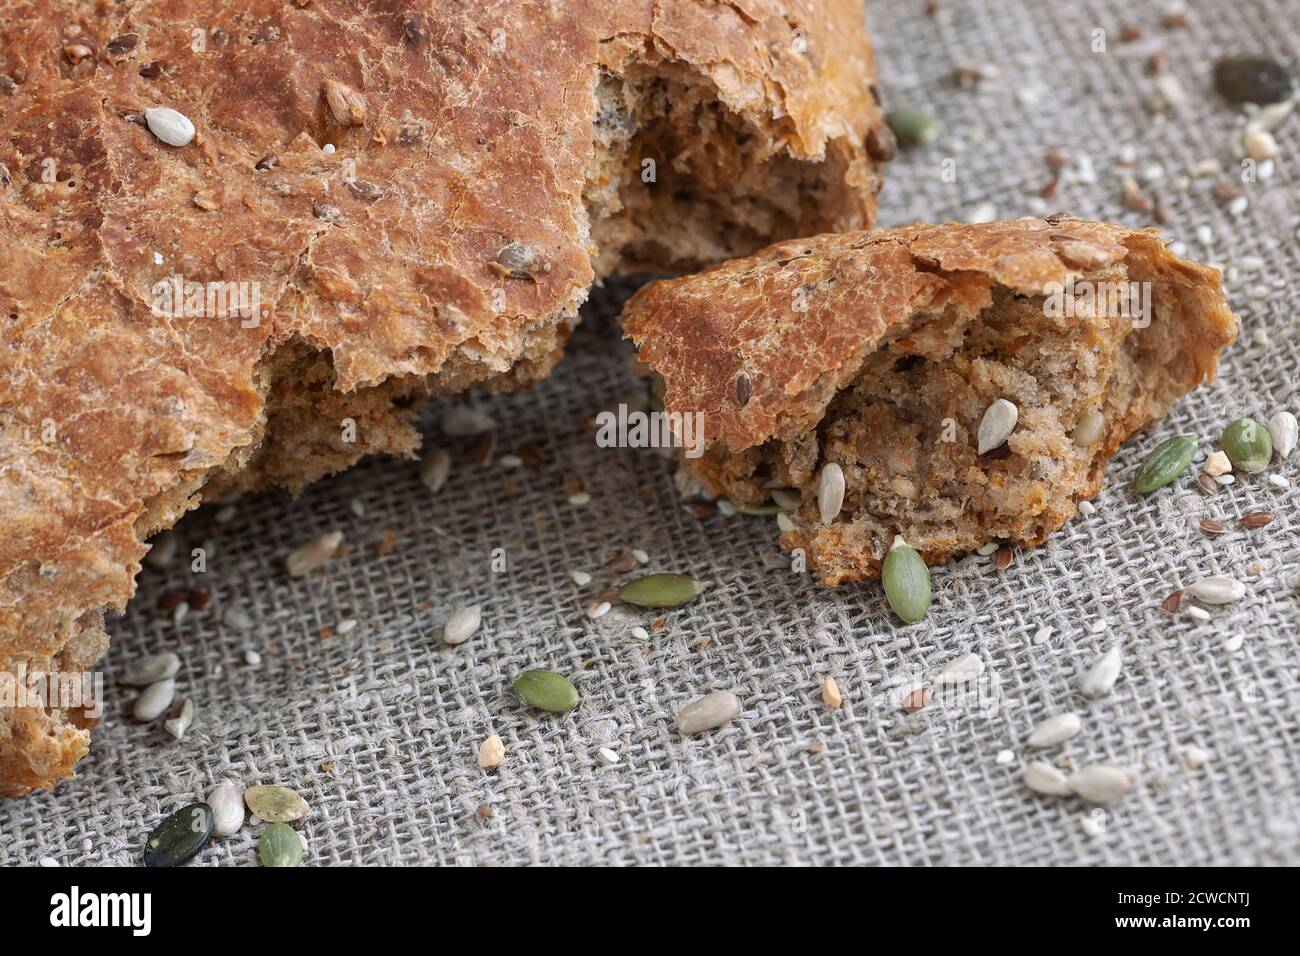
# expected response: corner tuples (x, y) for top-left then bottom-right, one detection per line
(0, 0), (885, 795)
(623, 217), (1239, 585)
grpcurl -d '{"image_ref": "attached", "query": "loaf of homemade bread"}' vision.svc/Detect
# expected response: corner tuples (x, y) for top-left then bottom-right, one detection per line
(623, 217), (1239, 585)
(0, 0), (885, 795)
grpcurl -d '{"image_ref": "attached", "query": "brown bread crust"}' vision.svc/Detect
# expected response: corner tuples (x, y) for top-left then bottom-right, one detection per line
(624, 217), (1239, 584)
(0, 0), (883, 795)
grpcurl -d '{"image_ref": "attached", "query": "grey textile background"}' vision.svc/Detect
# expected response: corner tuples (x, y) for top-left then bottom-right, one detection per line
(3, 0), (1299, 866)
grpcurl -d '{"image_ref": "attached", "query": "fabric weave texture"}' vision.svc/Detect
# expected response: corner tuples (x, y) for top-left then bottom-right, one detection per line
(2, 0), (1298, 866)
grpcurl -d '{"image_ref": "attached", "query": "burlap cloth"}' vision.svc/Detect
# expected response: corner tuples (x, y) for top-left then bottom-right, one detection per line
(3, 0), (1298, 866)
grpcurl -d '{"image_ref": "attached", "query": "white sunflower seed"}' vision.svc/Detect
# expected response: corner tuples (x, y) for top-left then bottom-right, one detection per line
(1067, 764), (1132, 804)
(935, 653), (985, 685)
(286, 531), (343, 576)
(163, 697), (194, 739)
(441, 407), (495, 436)
(770, 488), (802, 511)
(977, 399), (1019, 454)
(1185, 576), (1247, 604)
(477, 734), (505, 769)
(121, 651), (180, 687)
(821, 676), (843, 708)
(675, 690), (741, 734)
(1268, 411), (1297, 460)
(443, 605), (482, 645)
(144, 530), (179, 570)
(419, 447), (451, 493)
(1072, 409), (1104, 446)
(133, 678), (176, 722)
(1024, 760), (1071, 796)
(1080, 646), (1123, 698)
(1027, 713), (1083, 748)
(144, 106), (195, 147)
(207, 779), (245, 837)
(818, 463), (845, 525)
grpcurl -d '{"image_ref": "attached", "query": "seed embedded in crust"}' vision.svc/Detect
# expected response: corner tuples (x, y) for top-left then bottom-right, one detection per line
(977, 399), (1019, 454)
(818, 463), (845, 525)
(1072, 409), (1105, 446)
(323, 79), (367, 126)
(144, 106), (195, 147)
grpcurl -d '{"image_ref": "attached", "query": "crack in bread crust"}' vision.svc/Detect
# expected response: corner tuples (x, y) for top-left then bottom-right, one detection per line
(0, 0), (884, 795)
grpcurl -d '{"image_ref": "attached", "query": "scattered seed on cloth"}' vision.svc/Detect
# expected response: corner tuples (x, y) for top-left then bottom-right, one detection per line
(206, 779), (245, 837)
(619, 573), (703, 609)
(1080, 646), (1123, 698)
(1024, 760), (1071, 796)
(443, 605), (482, 645)
(244, 785), (310, 823)
(121, 651), (180, 687)
(1067, 764), (1132, 804)
(143, 803), (214, 866)
(513, 669), (580, 713)
(133, 678), (176, 722)
(286, 531), (343, 577)
(1028, 713), (1083, 748)
(882, 535), (931, 624)
(478, 734), (505, 769)
(259, 822), (304, 868)
(675, 690), (741, 734)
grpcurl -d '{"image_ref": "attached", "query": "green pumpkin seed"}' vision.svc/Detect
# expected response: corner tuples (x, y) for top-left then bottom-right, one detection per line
(1132, 434), (1197, 493)
(244, 784), (310, 823)
(734, 502), (780, 516)
(1220, 418), (1272, 474)
(513, 669), (580, 713)
(258, 822), (304, 867)
(882, 536), (931, 624)
(885, 108), (935, 149)
(619, 572), (703, 609)
(142, 802), (214, 867)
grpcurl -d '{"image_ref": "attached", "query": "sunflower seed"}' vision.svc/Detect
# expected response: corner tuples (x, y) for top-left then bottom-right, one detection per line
(259, 822), (304, 868)
(121, 651), (180, 687)
(818, 463), (845, 525)
(675, 690), (740, 734)
(441, 407), (495, 436)
(142, 803), (214, 866)
(1240, 511), (1273, 529)
(936, 652), (984, 685)
(1220, 418), (1272, 474)
(323, 78), (367, 126)
(1024, 760), (1071, 796)
(977, 399), (1018, 454)
(619, 573), (703, 609)
(1067, 764), (1132, 804)
(144, 106), (195, 146)
(821, 677), (843, 708)
(1132, 434), (1197, 492)
(443, 605), (481, 645)
(286, 531), (343, 576)
(1080, 646), (1123, 698)
(1185, 576), (1246, 604)
(418, 447), (450, 493)
(1028, 713), (1083, 748)
(206, 779), (245, 837)
(163, 697), (194, 739)
(513, 669), (580, 713)
(477, 734), (505, 769)
(1072, 409), (1104, 446)
(882, 535), (931, 624)
(770, 488), (802, 511)
(133, 678), (176, 721)
(1243, 128), (1278, 160)
(1268, 411), (1297, 459)
(144, 530), (179, 570)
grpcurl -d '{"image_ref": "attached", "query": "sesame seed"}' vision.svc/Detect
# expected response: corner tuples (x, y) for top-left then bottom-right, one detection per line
(1187, 606), (1212, 622)
(1268, 473), (1289, 488)
(570, 570), (592, 586)
(631, 548), (650, 564)
(568, 492), (591, 506)
(1078, 500), (1096, 516)
(597, 747), (621, 765)
(244, 649), (262, 666)
(336, 618), (358, 635)
(585, 601), (611, 619)
(499, 454), (523, 469)
(996, 749), (1016, 765)
(631, 626), (649, 640)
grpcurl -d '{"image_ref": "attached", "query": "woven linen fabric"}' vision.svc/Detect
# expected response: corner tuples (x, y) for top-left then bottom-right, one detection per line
(3, 0), (1299, 867)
